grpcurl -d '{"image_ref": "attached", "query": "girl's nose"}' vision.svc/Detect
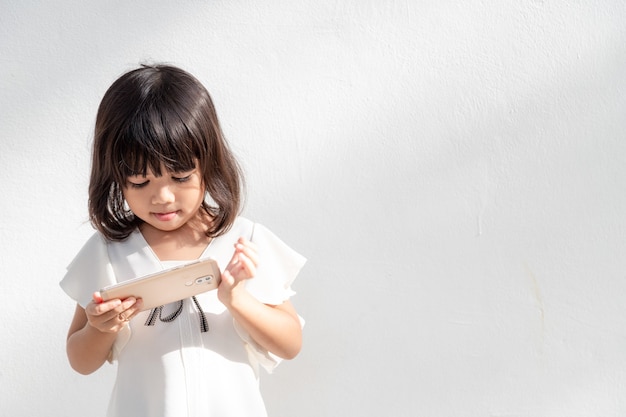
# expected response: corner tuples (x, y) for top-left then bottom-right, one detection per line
(152, 185), (175, 204)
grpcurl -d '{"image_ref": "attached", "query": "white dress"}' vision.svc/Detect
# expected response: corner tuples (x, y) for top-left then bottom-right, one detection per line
(60, 217), (306, 417)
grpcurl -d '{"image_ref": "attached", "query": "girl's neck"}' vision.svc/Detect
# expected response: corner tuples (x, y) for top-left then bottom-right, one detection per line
(140, 216), (213, 261)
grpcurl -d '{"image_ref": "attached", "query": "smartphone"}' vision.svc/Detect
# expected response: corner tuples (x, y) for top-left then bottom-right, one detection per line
(100, 258), (221, 311)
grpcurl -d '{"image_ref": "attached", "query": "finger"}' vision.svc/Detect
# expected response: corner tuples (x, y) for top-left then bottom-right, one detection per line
(124, 298), (144, 320)
(236, 236), (257, 249)
(116, 312), (129, 323)
(220, 269), (236, 287)
(86, 304), (119, 331)
(92, 291), (104, 304)
(226, 246), (242, 268)
(230, 238), (259, 270)
(88, 298), (122, 317)
(235, 241), (259, 267)
(227, 252), (256, 280)
(235, 237), (258, 255)
(113, 298), (141, 325)
(236, 253), (257, 277)
(100, 297), (138, 323)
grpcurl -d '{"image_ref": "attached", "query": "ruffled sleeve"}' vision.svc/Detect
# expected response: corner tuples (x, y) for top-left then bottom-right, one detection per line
(234, 221), (306, 375)
(244, 222), (306, 305)
(60, 233), (116, 308)
(59, 232), (131, 363)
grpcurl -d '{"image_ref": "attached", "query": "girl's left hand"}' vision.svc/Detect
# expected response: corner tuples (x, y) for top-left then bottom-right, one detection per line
(218, 237), (258, 305)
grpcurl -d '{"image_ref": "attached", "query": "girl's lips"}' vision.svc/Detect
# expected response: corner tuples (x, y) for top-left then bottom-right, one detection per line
(153, 211), (178, 221)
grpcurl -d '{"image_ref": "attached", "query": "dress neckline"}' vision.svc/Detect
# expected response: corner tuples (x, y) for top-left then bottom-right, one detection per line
(134, 229), (215, 264)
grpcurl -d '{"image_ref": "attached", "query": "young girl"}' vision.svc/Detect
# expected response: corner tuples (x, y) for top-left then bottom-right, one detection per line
(61, 64), (306, 417)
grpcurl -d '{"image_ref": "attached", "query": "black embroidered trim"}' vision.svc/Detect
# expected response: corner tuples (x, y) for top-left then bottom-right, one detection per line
(191, 296), (209, 333)
(144, 297), (209, 333)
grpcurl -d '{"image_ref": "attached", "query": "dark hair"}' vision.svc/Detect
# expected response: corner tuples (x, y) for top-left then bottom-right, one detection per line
(88, 64), (243, 241)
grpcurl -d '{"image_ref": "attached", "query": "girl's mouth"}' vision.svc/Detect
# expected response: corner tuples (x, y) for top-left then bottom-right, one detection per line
(153, 211), (178, 221)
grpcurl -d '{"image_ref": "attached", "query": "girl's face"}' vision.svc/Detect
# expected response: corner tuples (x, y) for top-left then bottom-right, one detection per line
(122, 162), (206, 234)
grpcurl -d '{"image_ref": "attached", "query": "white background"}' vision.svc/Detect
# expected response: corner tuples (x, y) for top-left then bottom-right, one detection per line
(1, 1), (626, 416)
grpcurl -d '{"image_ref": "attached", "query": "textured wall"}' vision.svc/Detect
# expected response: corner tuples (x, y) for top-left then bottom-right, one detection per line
(1, 1), (626, 416)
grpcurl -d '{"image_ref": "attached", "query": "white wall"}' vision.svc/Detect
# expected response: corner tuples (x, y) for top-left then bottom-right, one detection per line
(2, 1), (626, 416)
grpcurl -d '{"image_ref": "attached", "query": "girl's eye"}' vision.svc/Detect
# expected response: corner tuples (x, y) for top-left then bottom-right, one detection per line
(128, 180), (148, 189)
(173, 175), (191, 183)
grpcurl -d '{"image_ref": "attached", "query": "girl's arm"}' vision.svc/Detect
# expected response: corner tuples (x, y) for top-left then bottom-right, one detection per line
(218, 238), (303, 359)
(228, 294), (302, 360)
(66, 295), (142, 375)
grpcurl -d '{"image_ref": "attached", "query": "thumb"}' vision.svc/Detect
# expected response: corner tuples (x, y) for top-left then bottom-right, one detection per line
(221, 269), (235, 286)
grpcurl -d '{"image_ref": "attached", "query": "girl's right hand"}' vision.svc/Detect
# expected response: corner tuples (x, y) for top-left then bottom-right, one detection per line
(85, 292), (143, 333)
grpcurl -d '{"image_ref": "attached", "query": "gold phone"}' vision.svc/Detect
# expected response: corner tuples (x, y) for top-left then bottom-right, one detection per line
(100, 258), (221, 311)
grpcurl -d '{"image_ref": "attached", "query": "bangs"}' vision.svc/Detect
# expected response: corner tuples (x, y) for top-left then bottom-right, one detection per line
(113, 102), (201, 180)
